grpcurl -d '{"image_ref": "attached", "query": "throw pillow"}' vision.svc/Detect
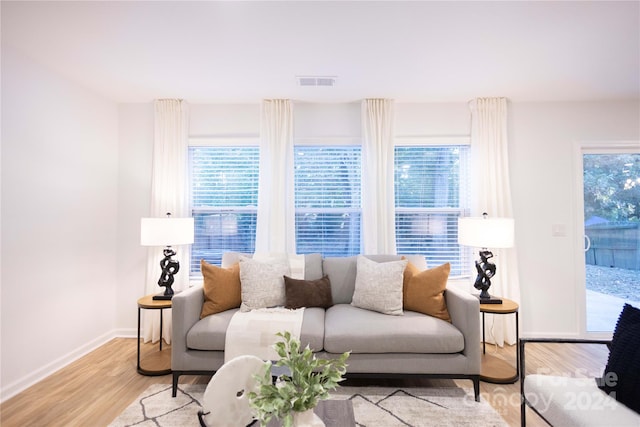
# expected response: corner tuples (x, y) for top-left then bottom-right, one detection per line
(403, 262), (452, 322)
(351, 255), (407, 316)
(200, 260), (241, 319)
(599, 303), (640, 414)
(239, 257), (290, 312)
(284, 275), (333, 309)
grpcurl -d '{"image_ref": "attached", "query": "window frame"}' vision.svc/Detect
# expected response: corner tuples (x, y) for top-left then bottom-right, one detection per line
(394, 136), (471, 278)
(293, 137), (363, 256)
(188, 137), (260, 277)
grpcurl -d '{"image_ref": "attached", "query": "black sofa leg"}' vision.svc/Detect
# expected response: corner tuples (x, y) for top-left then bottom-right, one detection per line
(472, 376), (480, 402)
(172, 372), (180, 397)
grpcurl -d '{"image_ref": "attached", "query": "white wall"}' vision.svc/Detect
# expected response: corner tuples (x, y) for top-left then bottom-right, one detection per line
(115, 103), (154, 333)
(0, 48), (120, 400)
(510, 101), (640, 336)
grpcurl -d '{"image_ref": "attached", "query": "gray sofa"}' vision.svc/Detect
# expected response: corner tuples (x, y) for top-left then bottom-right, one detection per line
(172, 253), (481, 400)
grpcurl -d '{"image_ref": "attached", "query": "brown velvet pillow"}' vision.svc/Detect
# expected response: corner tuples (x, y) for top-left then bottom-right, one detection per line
(200, 260), (241, 319)
(284, 275), (333, 309)
(403, 262), (451, 322)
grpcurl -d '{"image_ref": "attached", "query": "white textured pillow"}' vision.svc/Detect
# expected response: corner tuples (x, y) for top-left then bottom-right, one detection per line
(239, 257), (290, 312)
(351, 255), (408, 315)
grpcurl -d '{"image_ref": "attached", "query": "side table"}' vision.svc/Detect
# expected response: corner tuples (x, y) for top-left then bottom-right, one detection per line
(137, 294), (172, 376)
(480, 298), (519, 384)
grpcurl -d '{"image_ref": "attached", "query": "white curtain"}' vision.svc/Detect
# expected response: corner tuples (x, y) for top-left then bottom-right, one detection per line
(361, 99), (397, 254)
(469, 97), (520, 346)
(144, 99), (190, 344)
(255, 99), (296, 253)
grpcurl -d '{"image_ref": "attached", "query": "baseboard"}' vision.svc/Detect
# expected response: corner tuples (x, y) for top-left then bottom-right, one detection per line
(114, 328), (138, 339)
(1, 330), (118, 403)
(520, 331), (582, 339)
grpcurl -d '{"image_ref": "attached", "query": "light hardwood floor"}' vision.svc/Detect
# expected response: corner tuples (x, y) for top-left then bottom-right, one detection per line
(0, 338), (610, 426)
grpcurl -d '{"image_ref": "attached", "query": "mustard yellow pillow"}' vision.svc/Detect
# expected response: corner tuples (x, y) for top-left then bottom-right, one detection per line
(200, 260), (241, 318)
(403, 262), (451, 322)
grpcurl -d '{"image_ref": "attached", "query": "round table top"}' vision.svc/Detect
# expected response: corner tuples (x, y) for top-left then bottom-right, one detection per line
(137, 294), (172, 309)
(479, 297), (518, 314)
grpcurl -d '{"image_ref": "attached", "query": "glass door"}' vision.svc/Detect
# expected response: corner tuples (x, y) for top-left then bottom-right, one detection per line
(582, 149), (640, 332)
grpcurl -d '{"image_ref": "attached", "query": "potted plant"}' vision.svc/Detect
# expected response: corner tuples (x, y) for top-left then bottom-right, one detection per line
(249, 331), (350, 427)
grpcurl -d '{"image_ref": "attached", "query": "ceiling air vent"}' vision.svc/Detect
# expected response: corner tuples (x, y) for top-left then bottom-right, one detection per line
(296, 76), (337, 87)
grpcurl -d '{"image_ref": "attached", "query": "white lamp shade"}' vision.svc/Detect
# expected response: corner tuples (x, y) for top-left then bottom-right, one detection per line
(458, 216), (514, 249)
(140, 217), (194, 246)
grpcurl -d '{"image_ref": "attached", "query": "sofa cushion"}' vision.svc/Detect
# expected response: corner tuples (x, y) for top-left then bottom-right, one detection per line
(599, 303), (640, 414)
(403, 262), (451, 322)
(322, 256), (358, 304)
(324, 303), (464, 354)
(187, 307), (325, 352)
(302, 253), (324, 280)
(298, 307), (326, 351)
(200, 260), (241, 318)
(323, 254), (428, 305)
(351, 256), (407, 315)
(188, 308), (238, 351)
(238, 257), (290, 311)
(221, 252), (324, 280)
(284, 275), (333, 309)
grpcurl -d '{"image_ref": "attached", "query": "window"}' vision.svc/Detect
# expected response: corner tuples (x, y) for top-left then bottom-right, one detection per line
(294, 145), (362, 256)
(394, 143), (470, 276)
(189, 145), (259, 274)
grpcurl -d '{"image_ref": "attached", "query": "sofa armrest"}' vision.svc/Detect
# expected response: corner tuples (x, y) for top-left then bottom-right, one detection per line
(445, 286), (481, 373)
(171, 285), (205, 369)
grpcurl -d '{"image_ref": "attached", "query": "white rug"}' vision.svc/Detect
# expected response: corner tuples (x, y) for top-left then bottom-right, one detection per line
(109, 383), (507, 427)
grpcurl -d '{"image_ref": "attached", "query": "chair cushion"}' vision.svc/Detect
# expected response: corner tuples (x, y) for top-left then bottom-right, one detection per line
(323, 303), (463, 354)
(599, 303), (640, 414)
(187, 307), (325, 352)
(525, 374), (640, 426)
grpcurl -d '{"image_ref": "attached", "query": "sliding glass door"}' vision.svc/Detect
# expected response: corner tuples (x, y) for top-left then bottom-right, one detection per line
(580, 146), (639, 332)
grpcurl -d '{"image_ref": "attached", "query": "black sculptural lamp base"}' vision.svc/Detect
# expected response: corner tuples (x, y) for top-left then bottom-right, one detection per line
(474, 250), (502, 304)
(152, 291), (174, 301)
(478, 294), (503, 304)
(153, 246), (180, 301)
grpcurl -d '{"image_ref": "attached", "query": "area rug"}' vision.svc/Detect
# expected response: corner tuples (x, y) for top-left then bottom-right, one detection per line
(109, 384), (507, 427)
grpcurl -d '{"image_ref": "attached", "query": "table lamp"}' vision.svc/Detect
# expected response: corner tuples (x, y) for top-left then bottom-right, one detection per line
(141, 213), (194, 300)
(458, 213), (514, 304)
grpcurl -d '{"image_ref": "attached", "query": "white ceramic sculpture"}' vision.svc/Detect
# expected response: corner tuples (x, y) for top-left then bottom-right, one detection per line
(199, 355), (267, 427)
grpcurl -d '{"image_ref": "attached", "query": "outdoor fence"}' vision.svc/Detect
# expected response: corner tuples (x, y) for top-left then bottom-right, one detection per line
(585, 222), (640, 270)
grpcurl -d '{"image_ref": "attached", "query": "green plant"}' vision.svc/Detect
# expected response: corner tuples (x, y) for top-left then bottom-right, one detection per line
(248, 331), (349, 427)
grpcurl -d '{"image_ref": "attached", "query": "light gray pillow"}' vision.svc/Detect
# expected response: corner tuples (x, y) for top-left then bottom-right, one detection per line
(351, 255), (408, 316)
(239, 257), (290, 312)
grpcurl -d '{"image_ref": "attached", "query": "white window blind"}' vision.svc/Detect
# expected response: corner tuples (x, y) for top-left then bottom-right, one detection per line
(394, 145), (470, 276)
(294, 145), (362, 256)
(189, 145), (259, 273)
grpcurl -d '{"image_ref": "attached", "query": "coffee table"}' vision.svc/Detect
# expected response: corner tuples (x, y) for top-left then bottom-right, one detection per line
(265, 400), (355, 427)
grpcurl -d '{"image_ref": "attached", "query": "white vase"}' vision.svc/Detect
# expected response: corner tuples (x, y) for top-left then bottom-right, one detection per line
(291, 408), (325, 427)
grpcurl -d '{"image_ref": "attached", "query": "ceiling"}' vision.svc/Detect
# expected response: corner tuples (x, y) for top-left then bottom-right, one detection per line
(3, 1), (639, 104)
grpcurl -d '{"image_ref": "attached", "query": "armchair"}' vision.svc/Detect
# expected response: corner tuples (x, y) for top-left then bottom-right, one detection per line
(519, 338), (640, 426)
